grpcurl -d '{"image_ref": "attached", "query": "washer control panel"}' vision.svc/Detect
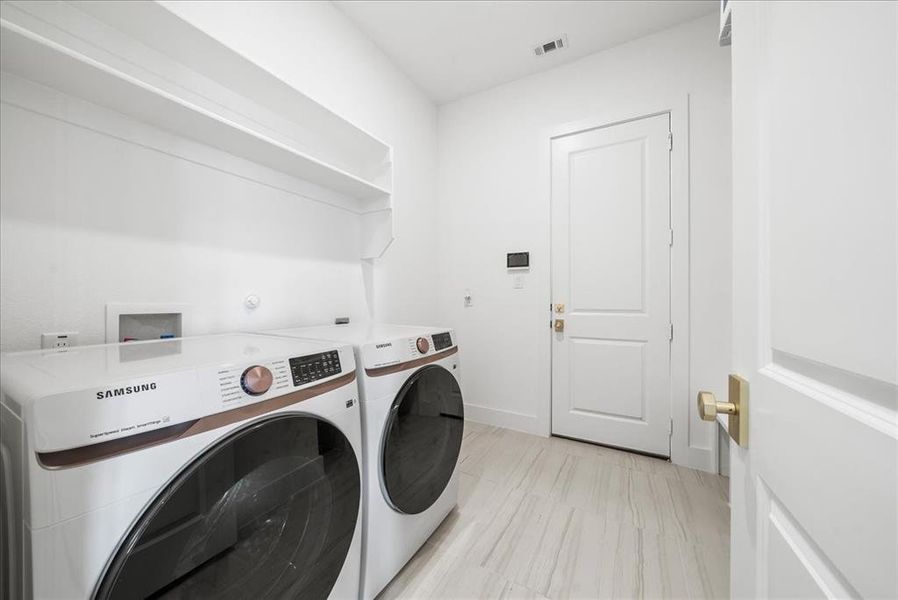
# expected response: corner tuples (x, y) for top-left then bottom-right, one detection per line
(241, 365), (273, 396)
(289, 350), (342, 386)
(218, 359), (290, 404)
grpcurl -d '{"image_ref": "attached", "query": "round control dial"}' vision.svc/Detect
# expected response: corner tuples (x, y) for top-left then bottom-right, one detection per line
(241, 365), (273, 396)
(416, 337), (430, 354)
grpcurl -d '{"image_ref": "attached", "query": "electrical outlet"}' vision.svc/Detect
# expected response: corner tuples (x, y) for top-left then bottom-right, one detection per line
(41, 332), (78, 349)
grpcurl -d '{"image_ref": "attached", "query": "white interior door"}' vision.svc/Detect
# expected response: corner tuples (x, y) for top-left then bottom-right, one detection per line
(551, 113), (672, 456)
(728, 2), (897, 598)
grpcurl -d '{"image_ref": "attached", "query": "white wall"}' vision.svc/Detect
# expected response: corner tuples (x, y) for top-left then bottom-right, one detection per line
(0, 1), (439, 352)
(0, 4), (731, 471)
(436, 14), (731, 470)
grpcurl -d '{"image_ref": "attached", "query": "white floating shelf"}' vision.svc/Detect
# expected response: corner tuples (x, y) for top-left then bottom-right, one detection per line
(0, 24), (389, 199)
(0, 1), (395, 259)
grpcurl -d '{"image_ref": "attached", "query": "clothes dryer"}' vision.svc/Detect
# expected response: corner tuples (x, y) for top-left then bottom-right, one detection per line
(266, 324), (463, 600)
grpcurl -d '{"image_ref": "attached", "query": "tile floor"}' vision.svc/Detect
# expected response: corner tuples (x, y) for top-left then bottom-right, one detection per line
(378, 421), (730, 600)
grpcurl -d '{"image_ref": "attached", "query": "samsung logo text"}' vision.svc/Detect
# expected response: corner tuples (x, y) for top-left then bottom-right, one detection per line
(97, 383), (157, 399)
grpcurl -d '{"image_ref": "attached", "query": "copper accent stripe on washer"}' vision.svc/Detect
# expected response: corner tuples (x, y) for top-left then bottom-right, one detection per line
(36, 370), (357, 470)
(365, 346), (458, 377)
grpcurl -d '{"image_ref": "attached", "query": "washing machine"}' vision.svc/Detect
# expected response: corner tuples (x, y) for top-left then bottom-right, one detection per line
(265, 324), (464, 600)
(0, 334), (363, 600)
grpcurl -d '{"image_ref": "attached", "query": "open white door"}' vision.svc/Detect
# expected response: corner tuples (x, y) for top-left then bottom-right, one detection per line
(725, 2), (897, 598)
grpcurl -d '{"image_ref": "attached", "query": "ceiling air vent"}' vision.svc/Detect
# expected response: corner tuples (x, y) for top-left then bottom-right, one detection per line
(534, 34), (568, 57)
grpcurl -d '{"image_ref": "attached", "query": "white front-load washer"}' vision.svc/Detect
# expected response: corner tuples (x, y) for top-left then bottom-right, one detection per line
(265, 324), (464, 600)
(0, 334), (363, 599)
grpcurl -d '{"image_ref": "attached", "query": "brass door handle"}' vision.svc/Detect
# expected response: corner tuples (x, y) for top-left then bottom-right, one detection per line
(697, 374), (748, 447)
(697, 391), (737, 420)
(554, 319), (565, 332)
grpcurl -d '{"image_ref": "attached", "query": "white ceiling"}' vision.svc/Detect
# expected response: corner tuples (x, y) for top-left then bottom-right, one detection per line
(333, 1), (717, 104)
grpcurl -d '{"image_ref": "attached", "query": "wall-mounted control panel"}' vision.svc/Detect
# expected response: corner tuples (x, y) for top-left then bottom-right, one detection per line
(506, 252), (530, 270)
(289, 350), (342, 386)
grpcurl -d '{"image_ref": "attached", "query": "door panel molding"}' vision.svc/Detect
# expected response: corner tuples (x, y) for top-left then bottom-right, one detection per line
(762, 362), (896, 439)
(770, 349), (897, 414)
(755, 479), (859, 599)
(569, 337), (647, 422)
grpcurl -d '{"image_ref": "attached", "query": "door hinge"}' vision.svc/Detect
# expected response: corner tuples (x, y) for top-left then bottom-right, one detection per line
(668, 418), (673, 437)
(669, 323), (674, 341)
(668, 228), (674, 247)
(668, 131), (673, 151)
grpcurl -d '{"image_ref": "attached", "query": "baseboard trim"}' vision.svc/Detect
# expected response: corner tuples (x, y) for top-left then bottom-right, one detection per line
(464, 403), (542, 436)
(672, 444), (716, 473)
(464, 403), (716, 473)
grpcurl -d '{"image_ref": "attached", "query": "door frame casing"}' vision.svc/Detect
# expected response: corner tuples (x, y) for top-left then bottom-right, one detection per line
(540, 94), (714, 472)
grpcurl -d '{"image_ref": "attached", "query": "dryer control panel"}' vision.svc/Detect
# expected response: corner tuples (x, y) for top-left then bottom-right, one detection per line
(364, 330), (456, 370)
(432, 332), (453, 351)
(289, 350), (342, 386)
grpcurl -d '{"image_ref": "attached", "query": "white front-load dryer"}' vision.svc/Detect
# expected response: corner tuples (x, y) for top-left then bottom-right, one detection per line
(0, 334), (363, 599)
(265, 324), (464, 600)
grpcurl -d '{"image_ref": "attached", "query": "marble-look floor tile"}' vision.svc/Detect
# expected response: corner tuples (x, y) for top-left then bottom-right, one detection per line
(508, 446), (569, 498)
(381, 522), (484, 599)
(377, 541), (442, 600)
(468, 490), (573, 595)
(463, 420), (493, 437)
(378, 421), (730, 600)
(680, 539), (730, 600)
(547, 508), (715, 600)
(674, 465), (730, 502)
(538, 433), (615, 460)
(616, 451), (682, 479)
(549, 453), (631, 523)
(497, 581), (551, 600)
(457, 424), (501, 470)
(666, 478), (730, 548)
(428, 471), (504, 548)
(545, 509), (621, 599)
(381, 519), (553, 600)
(611, 527), (691, 599)
(459, 427), (542, 484)
(626, 468), (692, 540)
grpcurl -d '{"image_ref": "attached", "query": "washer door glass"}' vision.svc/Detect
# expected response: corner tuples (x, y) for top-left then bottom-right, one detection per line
(95, 414), (360, 600)
(382, 365), (464, 515)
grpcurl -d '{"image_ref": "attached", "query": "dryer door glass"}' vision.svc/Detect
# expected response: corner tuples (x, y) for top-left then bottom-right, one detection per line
(382, 365), (464, 514)
(94, 414), (360, 600)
